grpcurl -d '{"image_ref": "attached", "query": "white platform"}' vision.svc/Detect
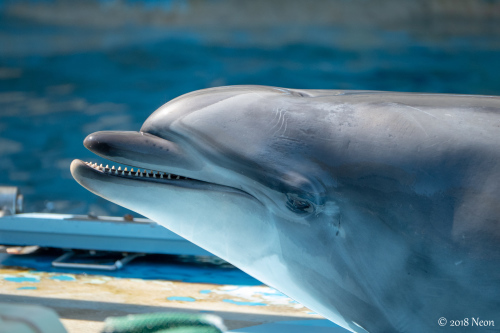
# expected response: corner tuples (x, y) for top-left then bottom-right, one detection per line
(0, 213), (211, 256)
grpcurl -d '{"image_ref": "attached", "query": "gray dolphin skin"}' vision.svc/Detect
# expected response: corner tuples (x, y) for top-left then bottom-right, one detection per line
(71, 86), (500, 332)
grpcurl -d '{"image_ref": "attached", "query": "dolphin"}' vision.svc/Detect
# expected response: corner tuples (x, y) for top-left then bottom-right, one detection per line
(71, 86), (500, 332)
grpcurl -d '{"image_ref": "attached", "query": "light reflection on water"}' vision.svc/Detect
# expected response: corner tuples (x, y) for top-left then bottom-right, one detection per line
(0, 0), (499, 216)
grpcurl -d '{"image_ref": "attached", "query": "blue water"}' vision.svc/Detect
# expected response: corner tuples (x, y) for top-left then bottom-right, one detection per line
(0, 1), (499, 217)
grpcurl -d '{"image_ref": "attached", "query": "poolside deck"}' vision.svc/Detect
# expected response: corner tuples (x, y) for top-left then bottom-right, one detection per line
(0, 250), (342, 333)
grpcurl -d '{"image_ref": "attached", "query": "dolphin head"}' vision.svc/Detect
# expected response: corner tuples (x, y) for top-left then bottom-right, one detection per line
(72, 85), (358, 327)
(72, 85), (338, 252)
(73, 85), (500, 332)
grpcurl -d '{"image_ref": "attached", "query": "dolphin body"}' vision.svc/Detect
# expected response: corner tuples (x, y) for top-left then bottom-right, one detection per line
(71, 86), (500, 332)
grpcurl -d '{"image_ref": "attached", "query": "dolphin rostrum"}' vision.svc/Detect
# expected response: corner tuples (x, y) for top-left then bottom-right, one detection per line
(71, 86), (500, 332)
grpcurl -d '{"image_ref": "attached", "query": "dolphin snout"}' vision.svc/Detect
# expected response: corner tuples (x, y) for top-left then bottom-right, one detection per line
(84, 132), (114, 154)
(83, 131), (201, 172)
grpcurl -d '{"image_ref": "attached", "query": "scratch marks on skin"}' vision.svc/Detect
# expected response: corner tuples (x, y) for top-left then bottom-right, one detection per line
(399, 104), (437, 119)
(189, 93), (252, 117)
(270, 107), (289, 137)
(426, 138), (452, 148)
(389, 102), (435, 138)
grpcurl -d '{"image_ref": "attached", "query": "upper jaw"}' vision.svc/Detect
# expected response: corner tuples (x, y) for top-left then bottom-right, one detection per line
(83, 130), (203, 177)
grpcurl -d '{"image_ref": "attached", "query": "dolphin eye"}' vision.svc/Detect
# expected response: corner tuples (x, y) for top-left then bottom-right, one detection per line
(286, 194), (314, 214)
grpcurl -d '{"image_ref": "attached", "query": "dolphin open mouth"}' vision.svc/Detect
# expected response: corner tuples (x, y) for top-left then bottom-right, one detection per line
(81, 161), (193, 182)
(72, 156), (244, 193)
(71, 158), (223, 194)
(71, 130), (254, 196)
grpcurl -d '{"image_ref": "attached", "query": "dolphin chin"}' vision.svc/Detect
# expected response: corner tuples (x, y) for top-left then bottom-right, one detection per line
(72, 85), (500, 333)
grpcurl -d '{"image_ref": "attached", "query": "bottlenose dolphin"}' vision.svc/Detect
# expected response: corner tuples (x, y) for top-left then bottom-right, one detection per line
(71, 86), (500, 332)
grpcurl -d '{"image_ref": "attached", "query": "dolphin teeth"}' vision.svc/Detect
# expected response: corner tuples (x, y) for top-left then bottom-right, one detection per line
(86, 162), (191, 182)
(84, 161), (189, 181)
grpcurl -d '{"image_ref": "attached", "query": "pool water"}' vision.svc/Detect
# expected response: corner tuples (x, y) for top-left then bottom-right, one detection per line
(1, 0), (499, 216)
